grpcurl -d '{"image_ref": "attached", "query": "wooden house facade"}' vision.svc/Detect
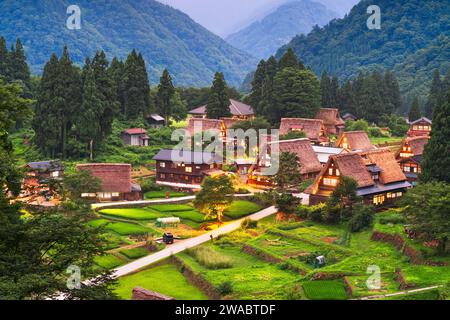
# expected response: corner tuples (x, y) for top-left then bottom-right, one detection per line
(306, 149), (411, 207)
(121, 128), (149, 147)
(396, 136), (429, 185)
(407, 117), (432, 137)
(153, 149), (223, 189)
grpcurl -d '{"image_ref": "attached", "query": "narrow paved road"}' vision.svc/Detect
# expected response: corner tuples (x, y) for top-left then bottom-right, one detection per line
(112, 206), (277, 278)
(356, 285), (442, 300)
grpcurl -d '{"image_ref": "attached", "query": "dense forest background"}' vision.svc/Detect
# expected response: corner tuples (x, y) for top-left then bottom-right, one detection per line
(274, 0), (450, 112)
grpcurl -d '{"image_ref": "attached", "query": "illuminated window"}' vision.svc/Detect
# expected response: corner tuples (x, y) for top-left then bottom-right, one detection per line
(159, 162), (165, 168)
(112, 192), (120, 197)
(328, 168), (333, 175)
(336, 169), (340, 176)
(323, 178), (338, 186)
(373, 194), (385, 205)
(404, 166), (411, 172)
(81, 193), (96, 198)
(185, 167), (192, 173)
(51, 171), (60, 178)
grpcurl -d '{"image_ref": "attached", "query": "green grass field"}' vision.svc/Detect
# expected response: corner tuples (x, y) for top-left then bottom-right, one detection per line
(224, 200), (262, 219)
(114, 264), (207, 300)
(149, 204), (195, 212)
(119, 247), (149, 260)
(302, 280), (347, 300)
(105, 222), (151, 236)
(144, 190), (188, 200)
(95, 254), (124, 269)
(100, 208), (163, 220)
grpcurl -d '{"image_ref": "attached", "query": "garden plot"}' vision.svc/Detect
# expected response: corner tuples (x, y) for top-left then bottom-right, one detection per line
(177, 244), (302, 300)
(346, 273), (400, 297)
(302, 280), (347, 300)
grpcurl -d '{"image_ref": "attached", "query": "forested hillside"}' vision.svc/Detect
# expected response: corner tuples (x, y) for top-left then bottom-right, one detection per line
(276, 0), (450, 107)
(0, 0), (257, 87)
(226, 0), (338, 59)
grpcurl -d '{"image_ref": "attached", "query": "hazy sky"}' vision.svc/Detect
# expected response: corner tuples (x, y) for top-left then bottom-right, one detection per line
(158, 0), (360, 37)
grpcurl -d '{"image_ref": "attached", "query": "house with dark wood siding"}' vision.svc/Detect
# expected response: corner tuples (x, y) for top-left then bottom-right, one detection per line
(407, 117), (432, 137)
(121, 128), (149, 146)
(396, 136), (429, 185)
(153, 149), (223, 189)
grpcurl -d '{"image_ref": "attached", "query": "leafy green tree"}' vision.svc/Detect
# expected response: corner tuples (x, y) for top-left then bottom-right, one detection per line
(328, 176), (358, 221)
(274, 152), (303, 192)
(169, 90), (188, 122)
(207, 72), (231, 119)
(348, 204), (375, 232)
(273, 67), (321, 122)
(279, 131), (306, 140)
(421, 90), (450, 183)
(231, 116), (271, 131)
(156, 69), (175, 123)
(408, 96), (421, 122)
(63, 170), (101, 205)
(194, 175), (235, 225)
(275, 193), (300, 214)
(400, 182), (450, 254)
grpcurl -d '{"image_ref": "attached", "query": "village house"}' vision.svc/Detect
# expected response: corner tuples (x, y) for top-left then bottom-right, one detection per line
(396, 136), (430, 185)
(334, 131), (376, 152)
(248, 138), (322, 188)
(121, 128), (149, 147)
(279, 118), (329, 145)
(76, 163), (142, 202)
(315, 108), (345, 135)
(146, 114), (165, 128)
(342, 113), (358, 122)
(153, 149), (223, 189)
(20, 160), (64, 204)
(306, 148), (411, 207)
(407, 117), (432, 137)
(188, 99), (254, 120)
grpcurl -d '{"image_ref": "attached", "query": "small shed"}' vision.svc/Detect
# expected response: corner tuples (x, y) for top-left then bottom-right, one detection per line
(147, 114), (165, 128)
(121, 128), (149, 146)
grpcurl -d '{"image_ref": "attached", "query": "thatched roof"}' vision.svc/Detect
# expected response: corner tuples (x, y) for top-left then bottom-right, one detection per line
(76, 163), (132, 193)
(315, 108), (345, 127)
(404, 136), (429, 156)
(279, 118), (327, 141)
(335, 131), (375, 151)
(272, 138), (322, 175)
(362, 148), (407, 184)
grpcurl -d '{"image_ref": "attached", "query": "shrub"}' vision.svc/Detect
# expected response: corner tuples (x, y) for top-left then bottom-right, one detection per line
(216, 281), (233, 296)
(235, 187), (250, 194)
(368, 127), (383, 137)
(249, 190), (278, 207)
(285, 284), (304, 300)
(186, 246), (232, 269)
(349, 204), (375, 232)
(379, 213), (406, 225)
(241, 218), (258, 229)
(345, 119), (369, 132)
(276, 193), (300, 213)
(296, 204), (326, 222)
(139, 177), (163, 193)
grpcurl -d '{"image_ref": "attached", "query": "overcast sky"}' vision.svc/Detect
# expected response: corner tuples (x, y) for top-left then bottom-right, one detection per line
(158, 0), (360, 37)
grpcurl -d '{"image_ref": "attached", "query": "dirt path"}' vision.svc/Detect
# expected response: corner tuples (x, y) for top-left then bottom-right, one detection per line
(355, 285), (442, 300)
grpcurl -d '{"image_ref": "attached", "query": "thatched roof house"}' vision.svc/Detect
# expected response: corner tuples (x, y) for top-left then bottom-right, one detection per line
(279, 118), (329, 144)
(315, 108), (345, 135)
(189, 99), (254, 120)
(306, 148), (410, 206)
(335, 131), (376, 152)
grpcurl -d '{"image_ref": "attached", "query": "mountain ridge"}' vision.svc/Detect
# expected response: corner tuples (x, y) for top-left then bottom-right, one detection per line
(0, 0), (257, 87)
(226, 0), (338, 60)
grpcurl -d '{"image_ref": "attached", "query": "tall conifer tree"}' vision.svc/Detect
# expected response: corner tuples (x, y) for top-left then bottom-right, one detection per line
(207, 72), (230, 119)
